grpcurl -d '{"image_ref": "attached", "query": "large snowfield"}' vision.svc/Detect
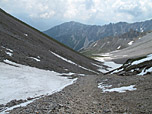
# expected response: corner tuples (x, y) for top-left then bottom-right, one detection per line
(0, 60), (77, 105)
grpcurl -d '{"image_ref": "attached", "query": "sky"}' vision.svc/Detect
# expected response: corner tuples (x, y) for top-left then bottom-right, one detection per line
(0, 0), (152, 31)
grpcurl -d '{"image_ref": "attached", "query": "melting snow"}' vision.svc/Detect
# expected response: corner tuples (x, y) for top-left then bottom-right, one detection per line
(50, 51), (75, 65)
(24, 33), (28, 37)
(50, 51), (98, 74)
(5, 51), (13, 57)
(0, 60), (77, 105)
(138, 67), (152, 76)
(99, 53), (112, 57)
(1, 46), (13, 52)
(93, 43), (97, 47)
(98, 82), (136, 93)
(3, 59), (18, 66)
(29, 57), (41, 62)
(94, 57), (122, 73)
(140, 27), (144, 32)
(117, 46), (121, 49)
(92, 63), (108, 73)
(2, 99), (36, 113)
(104, 61), (122, 71)
(128, 41), (134, 45)
(132, 54), (152, 65)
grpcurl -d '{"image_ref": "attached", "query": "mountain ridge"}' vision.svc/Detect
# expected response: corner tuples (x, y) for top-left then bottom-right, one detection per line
(44, 19), (152, 51)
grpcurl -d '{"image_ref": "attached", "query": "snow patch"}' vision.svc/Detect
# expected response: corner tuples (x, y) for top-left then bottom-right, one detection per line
(0, 61), (77, 105)
(128, 41), (134, 45)
(92, 63), (108, 73)
(29, 57), (41, 62)
(50, 51), (75, 65)
(24, 33), (28, 37)
(94, 57), (122, 73)
(104, 61), (122, 71)
(5, 51), (13, 57)
(2, 99), (36, 113)
(3, 59), (19, 66)
(132, 54), (152, 65)
(140, 27), (144, 32)
(98, 82), (136, 93)
(50, 51), (98, 74)
(117, 46), (121, 49)
(1, 46), (13, 52)
(93, 42), (97, 47)
(99, 53), (112, 57)
(138, 67), (152, 75)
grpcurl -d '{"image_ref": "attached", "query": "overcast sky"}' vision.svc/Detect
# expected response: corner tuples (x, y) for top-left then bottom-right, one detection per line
(1, 0), (152, 31)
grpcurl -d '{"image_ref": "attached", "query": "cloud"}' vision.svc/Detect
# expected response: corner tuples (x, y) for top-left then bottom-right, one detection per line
(39, 11), (55, 19)
(1, 0), (152, 30)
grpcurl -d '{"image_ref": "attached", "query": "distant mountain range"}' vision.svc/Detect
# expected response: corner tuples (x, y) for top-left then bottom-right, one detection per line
(44, 19), (152, 51)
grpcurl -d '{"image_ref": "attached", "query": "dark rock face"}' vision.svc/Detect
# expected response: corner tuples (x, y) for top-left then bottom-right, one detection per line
(0, 8), (102, 75)
(44, 20), (152, 51)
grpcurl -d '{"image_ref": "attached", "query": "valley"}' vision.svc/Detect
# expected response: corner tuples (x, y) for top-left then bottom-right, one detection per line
(0, 8), (152, 114)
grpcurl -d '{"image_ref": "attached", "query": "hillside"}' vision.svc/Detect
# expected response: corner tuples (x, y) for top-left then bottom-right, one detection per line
(1, 8), (152, 114)
(0, 8), (106, 113)
(81, 30), (146, 57)
(108, 32), (152, 63)
(44, 20), (152, 51)
(0, 8), (103, 75)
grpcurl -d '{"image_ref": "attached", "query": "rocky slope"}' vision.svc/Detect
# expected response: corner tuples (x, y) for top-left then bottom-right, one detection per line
(44, 19), (152, 51)
(1, 8), (152, 114)
(81, 30), (146, 56)
(110, 54), (152, 76)
(108, 31), (152, 63)
(8, 74), (152, 114)
(0, 8), (104, 75)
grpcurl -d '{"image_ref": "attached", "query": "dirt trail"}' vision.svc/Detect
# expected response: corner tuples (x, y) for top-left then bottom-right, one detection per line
(8, 74), (152, 114)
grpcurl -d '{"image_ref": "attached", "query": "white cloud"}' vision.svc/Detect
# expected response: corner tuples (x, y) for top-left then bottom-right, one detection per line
(39, 11), (55, 19)
(1, 0), (152, 30)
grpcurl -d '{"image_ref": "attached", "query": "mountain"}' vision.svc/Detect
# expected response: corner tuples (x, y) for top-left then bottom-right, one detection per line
(80, 30), (147, 57)
(0, 8), (103, 75)
(1, 8), (152, 114)
(93, 30), (152, 67)
(93, 31), (152, 76)
(0, 8), (110, 112)
(44, 20), (152, 51)
(108, 31), (152, 63)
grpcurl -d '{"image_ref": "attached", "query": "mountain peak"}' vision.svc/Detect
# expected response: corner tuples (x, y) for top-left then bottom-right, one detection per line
(44, 19), (152, 51)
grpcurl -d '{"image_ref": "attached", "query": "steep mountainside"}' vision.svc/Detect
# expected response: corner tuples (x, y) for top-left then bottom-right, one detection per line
(44, 20), (152, 51)
(109, 32), (152, 63)
(81, 30), (147, 57)
(92, 31), (152, 65)
(0, 8), (103, 75)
